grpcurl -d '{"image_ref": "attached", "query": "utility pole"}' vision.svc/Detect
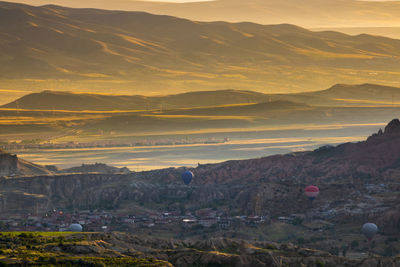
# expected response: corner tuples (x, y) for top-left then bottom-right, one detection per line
(392, 92), (394, 105)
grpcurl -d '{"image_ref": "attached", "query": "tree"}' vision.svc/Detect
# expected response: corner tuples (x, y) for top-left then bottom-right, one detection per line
(350, 240), (359, 249)
(342, 245), (348, 257)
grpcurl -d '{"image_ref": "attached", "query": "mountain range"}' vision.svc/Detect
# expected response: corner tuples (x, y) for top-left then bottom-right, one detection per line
(7, 0), (400, 29)
(2, 1), (400, 103)
(1, 89), (269, 111)
(2, 84), (400, 140)
(4, 83), (400, 111)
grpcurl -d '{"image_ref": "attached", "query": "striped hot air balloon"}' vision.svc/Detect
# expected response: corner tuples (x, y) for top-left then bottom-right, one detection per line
(304, 185), (319, 201)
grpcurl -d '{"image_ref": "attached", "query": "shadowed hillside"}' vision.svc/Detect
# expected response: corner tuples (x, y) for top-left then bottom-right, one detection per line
(195, 118), (400, 184)
(1, 89), (269, 111)
(0, 150), (52, 176)
(4, 84), (400, 111)
(312, 27), (400, 40)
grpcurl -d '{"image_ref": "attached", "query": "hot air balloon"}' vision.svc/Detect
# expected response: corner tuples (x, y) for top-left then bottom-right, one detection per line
(69, 223), (83, 232)
(182, 170), (194, 185)
(304, 185), (319, 201)
(362, 223), (378, 240)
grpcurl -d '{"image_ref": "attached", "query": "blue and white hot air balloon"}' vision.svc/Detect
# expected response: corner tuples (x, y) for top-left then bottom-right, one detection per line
(69, 223), (83, 232)
(362, 223), (378, 240)
(181, 170), (194, 185)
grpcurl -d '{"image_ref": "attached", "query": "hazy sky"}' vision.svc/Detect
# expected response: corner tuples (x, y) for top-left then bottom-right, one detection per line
(10, 0), (398, 4)
(10, 0), (215, 4)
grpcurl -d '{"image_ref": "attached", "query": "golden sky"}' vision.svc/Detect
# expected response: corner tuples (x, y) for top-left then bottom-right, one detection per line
(144, 0), (213, 2)
(10, 0), (214, 4)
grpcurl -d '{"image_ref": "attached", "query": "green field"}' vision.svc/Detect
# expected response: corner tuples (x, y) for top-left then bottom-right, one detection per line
(0, 232), (170, 266)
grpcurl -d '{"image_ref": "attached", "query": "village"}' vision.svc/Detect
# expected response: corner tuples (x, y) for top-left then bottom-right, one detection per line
(0, 137), (229, 151)
(0, 197), (379, 233)
(0, 208), (269, 233)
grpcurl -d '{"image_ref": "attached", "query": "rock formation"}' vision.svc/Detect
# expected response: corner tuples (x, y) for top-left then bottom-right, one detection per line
(60, 163), (131, 174)
(0, 150), (52, 177)
(0, 150), (18, 177)
(1, 232), (398, 266)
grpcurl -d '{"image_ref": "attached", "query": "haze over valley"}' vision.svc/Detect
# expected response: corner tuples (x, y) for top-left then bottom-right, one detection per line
(0, 83), (399, 170)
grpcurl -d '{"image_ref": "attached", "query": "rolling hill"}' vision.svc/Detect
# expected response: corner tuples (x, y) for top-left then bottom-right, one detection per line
(1, 89), (269, 111)
(3, 84), (400, 111)
(8, 0), (400, 29)
(275, 83), (400, 106)
(312, 27), (400, 40)
(2, 2), (400, 102)
(3, 84), (400, 141)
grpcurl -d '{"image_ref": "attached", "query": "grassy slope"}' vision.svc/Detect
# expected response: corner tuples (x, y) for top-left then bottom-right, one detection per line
(0, 232), (171, 266)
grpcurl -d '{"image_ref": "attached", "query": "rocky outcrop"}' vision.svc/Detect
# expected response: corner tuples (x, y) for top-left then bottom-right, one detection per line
(0, 150), (17, 176)
(194, 118), (400, 184)
(384, 118), (400, 135)
(58, 234), (400, 267)
(376, 207), (400, 234)
(17, 158), (53, 177)
(1, 150), (131, 178)
(0, 150), (52, 177)
(2, 232), (399, 266)
(60, 163), (131, 174)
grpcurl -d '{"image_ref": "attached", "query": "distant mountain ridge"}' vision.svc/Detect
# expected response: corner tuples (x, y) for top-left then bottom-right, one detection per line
(1, 89), (269, 111)
(7, 0), (400, 29)
(3, 83), (400, 111)
(2, 1), (400, 98)
(311, 27), (400, 40)
(3, 84), (400, 141)
(60, 163), (131, 174)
